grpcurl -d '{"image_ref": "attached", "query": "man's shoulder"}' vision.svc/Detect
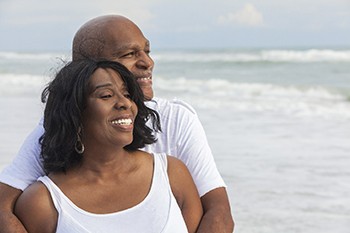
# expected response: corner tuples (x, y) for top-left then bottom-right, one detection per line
(148, 97), (197, 115)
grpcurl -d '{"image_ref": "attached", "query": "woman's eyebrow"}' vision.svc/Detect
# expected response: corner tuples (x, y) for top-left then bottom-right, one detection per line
(93, 83), (112, 91)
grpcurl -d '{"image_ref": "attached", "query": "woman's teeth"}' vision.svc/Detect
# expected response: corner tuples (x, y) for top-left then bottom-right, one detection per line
(112, 119), (132, 125)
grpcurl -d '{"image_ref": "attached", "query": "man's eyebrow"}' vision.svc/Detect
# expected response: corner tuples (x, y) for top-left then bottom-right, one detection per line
(114, 44), (136, 51)
(114, 40), (151, 51)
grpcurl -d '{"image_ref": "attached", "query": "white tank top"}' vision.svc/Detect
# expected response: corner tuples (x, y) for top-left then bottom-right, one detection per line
(38, 153), (188, 233)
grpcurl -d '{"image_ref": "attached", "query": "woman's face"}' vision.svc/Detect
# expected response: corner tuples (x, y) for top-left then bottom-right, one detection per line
(81, 68), (138, 150)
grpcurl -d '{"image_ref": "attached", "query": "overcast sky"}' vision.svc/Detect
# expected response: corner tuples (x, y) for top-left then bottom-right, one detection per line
(0, 0), (349, 51)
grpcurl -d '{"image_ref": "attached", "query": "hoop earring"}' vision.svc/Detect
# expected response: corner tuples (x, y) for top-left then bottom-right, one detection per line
(75, 128), (85, 154)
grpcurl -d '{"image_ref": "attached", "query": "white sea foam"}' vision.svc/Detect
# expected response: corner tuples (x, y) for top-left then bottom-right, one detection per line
(153, 49), (350, 63)
(0, 51), (68, 61)
(155, 77), (350, 119)
(0, 73), (48, 96)
(260, 49), (350, 62)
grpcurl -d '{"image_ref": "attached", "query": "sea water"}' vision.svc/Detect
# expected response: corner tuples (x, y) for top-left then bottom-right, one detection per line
(1, 49), (350, 233)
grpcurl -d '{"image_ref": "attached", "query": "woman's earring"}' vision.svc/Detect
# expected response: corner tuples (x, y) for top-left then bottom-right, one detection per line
(75, 128), (85, 154)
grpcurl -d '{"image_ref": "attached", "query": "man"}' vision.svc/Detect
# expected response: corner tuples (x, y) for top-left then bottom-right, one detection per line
(0, 15), (234, 232)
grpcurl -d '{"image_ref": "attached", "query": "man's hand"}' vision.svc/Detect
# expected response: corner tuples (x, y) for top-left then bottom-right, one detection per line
(0, 183), (27, 233)
(196, 187), (234, 233)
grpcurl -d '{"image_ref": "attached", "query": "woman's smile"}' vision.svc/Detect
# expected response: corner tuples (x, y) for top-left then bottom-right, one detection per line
(110, 116), (134, 131)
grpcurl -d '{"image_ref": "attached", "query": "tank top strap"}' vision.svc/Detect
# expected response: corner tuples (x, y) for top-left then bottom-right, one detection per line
(152, 153), (171, 187)
(153, 153), (168, 172)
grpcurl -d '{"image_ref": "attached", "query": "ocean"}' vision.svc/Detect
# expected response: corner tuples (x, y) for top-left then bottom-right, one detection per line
(1, 48), (350, 232)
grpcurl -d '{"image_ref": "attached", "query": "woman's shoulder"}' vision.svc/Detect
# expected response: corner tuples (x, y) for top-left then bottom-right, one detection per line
(166, 156), (192, 196)
(167, 155), (187, 172)
(15, 180), (57, 233)
(166, 155), (203, 232)
(17, 181), (52, 208)
(133, 150), (154, 162)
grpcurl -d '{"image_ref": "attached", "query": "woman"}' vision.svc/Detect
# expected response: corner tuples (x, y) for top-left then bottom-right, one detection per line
(14, 60), (203, 233)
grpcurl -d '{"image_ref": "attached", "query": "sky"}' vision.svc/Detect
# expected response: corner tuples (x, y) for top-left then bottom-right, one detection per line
(0, 0), (349, 51)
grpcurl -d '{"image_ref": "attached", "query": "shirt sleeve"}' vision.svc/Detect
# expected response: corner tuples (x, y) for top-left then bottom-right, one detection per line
(172, 100), (226, 197)
(0, 119), (45, 191)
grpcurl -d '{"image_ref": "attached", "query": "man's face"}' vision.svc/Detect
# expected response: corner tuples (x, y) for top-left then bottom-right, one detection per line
(100, 21), (154, 100)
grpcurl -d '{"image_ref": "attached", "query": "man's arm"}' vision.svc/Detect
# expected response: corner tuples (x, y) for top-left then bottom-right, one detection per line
(162, 100), (234, 232)
(148, 98), (234, 231)
(197, 187), (234, 233)
(0, 183), (27, 233)
(0, 120), (45, 233)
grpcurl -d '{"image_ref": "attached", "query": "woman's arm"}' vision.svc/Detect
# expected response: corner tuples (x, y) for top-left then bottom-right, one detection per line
(14, 182), (57, 233)
(167, 156), (203, 233)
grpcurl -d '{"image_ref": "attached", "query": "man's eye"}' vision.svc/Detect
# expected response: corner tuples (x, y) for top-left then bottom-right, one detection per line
(122, 52), (135, 58)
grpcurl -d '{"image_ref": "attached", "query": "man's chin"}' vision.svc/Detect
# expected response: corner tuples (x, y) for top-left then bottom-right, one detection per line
(142, 87), (154, 101)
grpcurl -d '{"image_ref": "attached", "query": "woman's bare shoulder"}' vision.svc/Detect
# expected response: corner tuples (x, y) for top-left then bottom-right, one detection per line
(166, 155), (203, 233)
(166, 156), (193, 201)
(167, 155), (189, 176)
(15, 181), (57, 233)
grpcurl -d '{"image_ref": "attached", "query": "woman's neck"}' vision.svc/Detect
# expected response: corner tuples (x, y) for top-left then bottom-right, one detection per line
(78, 148), (138, 176)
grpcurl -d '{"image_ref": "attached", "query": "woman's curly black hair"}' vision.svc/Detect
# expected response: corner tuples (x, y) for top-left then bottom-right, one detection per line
(40, 59), (161, 174)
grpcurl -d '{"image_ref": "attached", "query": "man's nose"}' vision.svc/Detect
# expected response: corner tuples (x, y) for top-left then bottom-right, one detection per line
(136, 51), (154, 70)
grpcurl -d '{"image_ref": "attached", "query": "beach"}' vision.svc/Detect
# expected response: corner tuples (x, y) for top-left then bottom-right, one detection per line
(1, 49), (350, 232)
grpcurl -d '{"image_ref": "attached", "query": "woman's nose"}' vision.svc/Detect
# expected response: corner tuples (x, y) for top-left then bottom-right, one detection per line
(114, 96), (132, 110)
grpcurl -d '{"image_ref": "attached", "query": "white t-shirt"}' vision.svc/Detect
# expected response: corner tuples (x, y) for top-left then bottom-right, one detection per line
(38, 153), (188, 233)
(0, 97), (226, 197)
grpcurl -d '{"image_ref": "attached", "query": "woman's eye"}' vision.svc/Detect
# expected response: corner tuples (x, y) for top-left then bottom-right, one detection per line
(124, 93), (131, 99)
(101, 94), (112, 99)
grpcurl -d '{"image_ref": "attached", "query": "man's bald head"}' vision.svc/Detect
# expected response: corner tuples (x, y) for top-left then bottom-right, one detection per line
(72, 15), (137, 61)
(71, 15), (155, 100)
